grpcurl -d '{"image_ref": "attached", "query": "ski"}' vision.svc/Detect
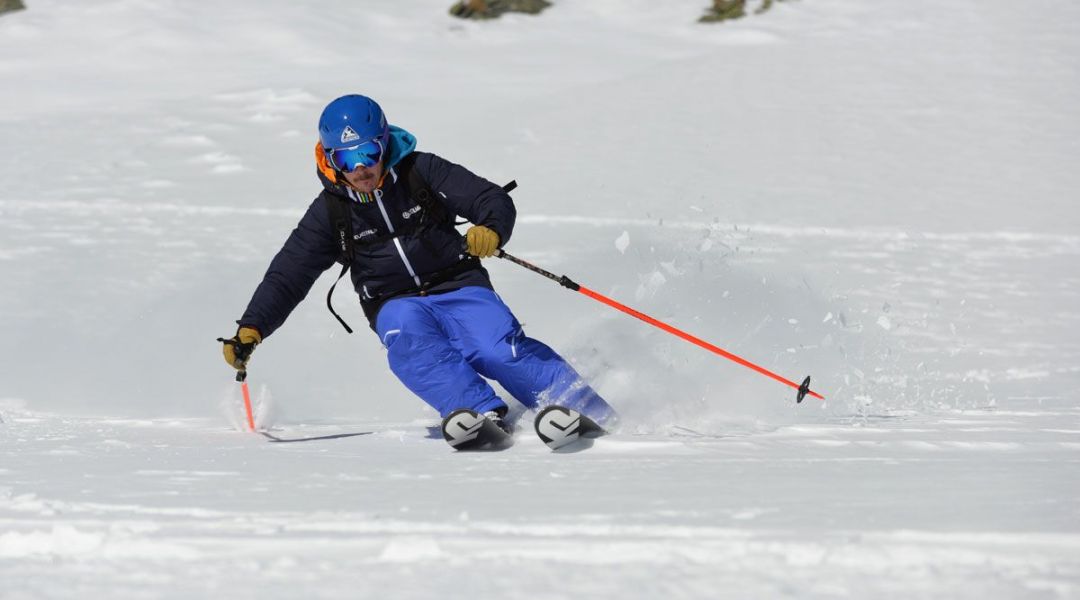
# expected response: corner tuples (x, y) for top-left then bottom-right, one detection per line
(441, 408), (513, 451)
(533, 405), (607, 451)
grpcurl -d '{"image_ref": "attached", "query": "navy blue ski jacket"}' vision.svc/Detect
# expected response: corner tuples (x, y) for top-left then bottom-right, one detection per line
(239, 126), (516, 337)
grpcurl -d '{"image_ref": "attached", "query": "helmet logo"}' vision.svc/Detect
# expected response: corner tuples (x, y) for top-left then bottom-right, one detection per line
(341, 126), (360, 144)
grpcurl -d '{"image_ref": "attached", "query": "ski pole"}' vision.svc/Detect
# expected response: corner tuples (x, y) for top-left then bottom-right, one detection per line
(217, 337), (258, 431)
(235, 369), (257, 432)
(495, 250), (824, 403)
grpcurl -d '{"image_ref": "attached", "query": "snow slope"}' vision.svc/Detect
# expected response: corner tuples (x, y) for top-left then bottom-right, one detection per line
(1, 0), (1078, 598)
(2, 409), (1078, 599)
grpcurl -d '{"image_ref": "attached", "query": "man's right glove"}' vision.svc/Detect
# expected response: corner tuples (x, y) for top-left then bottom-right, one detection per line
(220, 326), (262, 371)
(465, 225), (500, 258)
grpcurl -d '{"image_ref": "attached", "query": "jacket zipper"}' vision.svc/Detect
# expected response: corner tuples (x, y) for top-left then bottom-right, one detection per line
(374, 188), (422, 288)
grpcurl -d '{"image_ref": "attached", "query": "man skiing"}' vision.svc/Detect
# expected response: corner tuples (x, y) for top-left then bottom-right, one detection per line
(220, 94), (615, 443)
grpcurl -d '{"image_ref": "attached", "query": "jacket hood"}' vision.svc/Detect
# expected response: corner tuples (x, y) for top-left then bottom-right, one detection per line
(382, 125), (417, 170)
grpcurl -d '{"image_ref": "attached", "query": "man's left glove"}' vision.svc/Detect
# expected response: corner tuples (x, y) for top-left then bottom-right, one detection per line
(466, 225), (500, 258)
(220, 326), (262, 371)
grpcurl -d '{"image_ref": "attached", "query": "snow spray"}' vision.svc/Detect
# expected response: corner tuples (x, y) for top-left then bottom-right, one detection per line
(495, 249), (824, 403)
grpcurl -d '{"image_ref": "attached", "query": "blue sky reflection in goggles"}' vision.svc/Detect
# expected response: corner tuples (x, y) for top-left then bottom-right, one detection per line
(328, 138), (385, 172)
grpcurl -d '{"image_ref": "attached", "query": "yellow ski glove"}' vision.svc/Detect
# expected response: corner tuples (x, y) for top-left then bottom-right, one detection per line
(466, 225), (500, 258)
(221, 326), (262, 371)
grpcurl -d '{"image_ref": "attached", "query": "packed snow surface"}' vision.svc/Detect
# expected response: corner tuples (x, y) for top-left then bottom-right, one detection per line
(1, 0), (1078, 598)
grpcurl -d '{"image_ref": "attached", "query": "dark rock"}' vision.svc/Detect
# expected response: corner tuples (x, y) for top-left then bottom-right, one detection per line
(701, 0), (790, 23)
(700, 0), (747, 23)
(0, 0), (26, 17)
(450, 0), (552, 20)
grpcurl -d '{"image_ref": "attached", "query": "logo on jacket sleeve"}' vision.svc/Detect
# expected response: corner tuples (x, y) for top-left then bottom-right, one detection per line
(341, 126), (360, 143)
(402, 205), (422, 220)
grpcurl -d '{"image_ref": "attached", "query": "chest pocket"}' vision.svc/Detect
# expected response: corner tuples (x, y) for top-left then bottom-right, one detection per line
(351, 198), (438, 250)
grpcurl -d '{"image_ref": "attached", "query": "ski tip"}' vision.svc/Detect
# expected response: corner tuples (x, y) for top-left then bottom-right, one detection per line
(441, 408), (512, 451)
(534, 405), (606, 451)
(797, 375), (812, 404)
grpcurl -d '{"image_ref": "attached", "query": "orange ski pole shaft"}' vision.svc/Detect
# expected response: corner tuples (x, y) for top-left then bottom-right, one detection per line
(237, 371), (256, 432)
(495, 249), (824, 402)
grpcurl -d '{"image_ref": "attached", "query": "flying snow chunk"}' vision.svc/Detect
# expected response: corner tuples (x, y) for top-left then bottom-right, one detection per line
(615, 230), (630, 254)
(876, 315), (893, 331)
(635, 271), (667, 300)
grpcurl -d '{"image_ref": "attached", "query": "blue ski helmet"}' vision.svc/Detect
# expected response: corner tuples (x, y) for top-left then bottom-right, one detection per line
(318, 95), (390, 172)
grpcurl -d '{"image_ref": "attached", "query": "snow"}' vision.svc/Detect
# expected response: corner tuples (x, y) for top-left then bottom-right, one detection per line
(2, 0), (1079, 598)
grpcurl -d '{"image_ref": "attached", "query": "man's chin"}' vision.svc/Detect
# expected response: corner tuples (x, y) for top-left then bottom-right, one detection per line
(348, 181), (376, 193)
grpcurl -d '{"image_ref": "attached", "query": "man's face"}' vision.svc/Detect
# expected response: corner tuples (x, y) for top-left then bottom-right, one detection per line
(342, 161), (383, 194)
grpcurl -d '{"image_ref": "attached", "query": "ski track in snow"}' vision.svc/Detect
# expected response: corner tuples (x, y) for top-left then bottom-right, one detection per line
(2, 188), (1077, 417)
(1, 410), (1079, 599)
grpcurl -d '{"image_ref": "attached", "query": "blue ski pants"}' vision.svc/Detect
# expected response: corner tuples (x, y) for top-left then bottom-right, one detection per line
(374, 286), (616, 425)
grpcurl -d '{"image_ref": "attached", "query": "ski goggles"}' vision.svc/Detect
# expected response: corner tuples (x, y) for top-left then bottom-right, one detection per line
(327, 138), (385, 172)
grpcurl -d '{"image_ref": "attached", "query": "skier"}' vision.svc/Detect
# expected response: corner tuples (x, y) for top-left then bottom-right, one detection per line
(220, 94), (616, 437)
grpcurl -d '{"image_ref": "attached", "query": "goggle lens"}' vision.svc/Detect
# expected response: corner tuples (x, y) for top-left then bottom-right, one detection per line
(329, 139), (384, 172)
